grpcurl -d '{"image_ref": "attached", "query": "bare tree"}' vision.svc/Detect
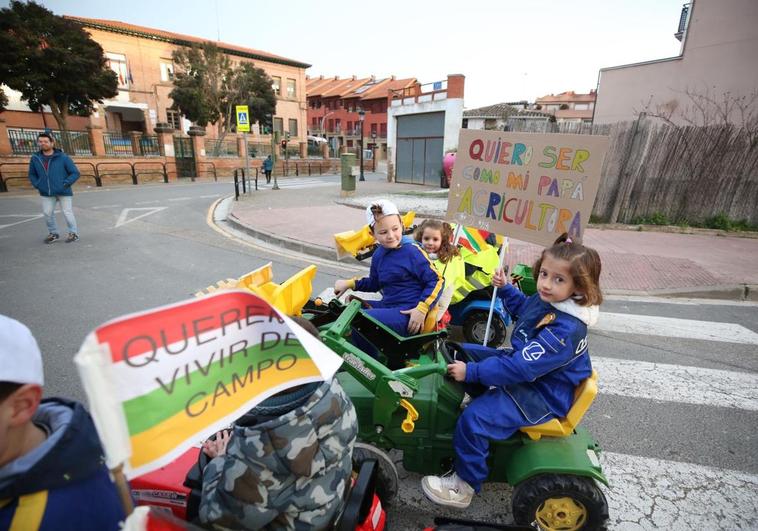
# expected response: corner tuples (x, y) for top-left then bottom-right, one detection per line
(636, 87), (758, 146)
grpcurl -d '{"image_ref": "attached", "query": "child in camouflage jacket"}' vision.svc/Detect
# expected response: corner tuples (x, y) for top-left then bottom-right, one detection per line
(198, 318), (358, 530)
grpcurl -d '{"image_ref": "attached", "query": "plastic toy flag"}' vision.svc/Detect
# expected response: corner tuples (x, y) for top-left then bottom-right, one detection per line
(74, 290), (343, 479)
(452, 224), (502, 253)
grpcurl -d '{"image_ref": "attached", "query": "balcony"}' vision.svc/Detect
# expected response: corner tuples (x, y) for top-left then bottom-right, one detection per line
(390, 79), (448, 107)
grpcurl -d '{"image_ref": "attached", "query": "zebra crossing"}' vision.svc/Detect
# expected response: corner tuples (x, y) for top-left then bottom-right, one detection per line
(252, 176), (337, 190)
(384, 297), (758, 530)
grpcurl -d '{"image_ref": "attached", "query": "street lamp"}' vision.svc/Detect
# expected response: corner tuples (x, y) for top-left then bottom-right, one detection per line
(371, 131), (377, 171)
(358, 108), (365, 181)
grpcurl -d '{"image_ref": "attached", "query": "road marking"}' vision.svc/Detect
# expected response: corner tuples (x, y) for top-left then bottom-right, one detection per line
(115, 207), (167, 228)
(593, 356), (758, 411)
(0, 214), (43, 229)
(597, 312), (758, 345)
(197, 194), (221, 199)
(168, 196), (192, 202)
(91, 205), (123, 210)
(135, 200), (161, 205)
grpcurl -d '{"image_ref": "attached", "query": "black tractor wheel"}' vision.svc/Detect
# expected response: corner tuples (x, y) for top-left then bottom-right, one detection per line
(511, 474), (609, 531)
(351, 442), (399, 506)
(462, 311), (507, 347)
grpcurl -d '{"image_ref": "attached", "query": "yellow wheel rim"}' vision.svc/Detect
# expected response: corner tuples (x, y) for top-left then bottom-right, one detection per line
(534, 496), (587, 531)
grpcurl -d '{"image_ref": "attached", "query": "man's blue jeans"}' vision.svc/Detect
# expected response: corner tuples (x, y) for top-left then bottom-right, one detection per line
(41, 195), (77, 235)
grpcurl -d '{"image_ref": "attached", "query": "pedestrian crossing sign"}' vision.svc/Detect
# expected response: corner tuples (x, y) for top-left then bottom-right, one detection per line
(236, 105), (250, 132)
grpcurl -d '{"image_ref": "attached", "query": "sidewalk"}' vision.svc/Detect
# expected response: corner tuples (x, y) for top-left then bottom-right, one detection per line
(225, 172), (758, 301)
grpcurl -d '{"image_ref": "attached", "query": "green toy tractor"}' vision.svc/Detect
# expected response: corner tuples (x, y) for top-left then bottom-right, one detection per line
(307, 300), (609, 531)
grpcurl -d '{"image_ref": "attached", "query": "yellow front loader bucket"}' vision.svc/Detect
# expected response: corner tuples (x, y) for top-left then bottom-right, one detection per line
(334, 211), (416, 259)
(248, 265), (317, 316)
(195, 262), (317, 316)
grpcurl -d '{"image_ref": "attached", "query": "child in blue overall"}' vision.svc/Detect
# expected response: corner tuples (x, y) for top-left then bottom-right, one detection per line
(334, 200), (443, 351)
(421, 233), (603, 508)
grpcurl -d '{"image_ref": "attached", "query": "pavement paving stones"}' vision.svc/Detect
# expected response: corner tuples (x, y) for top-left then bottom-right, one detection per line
(225, 172), (758, 300)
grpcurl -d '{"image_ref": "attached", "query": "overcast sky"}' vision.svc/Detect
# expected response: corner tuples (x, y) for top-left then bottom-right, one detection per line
(22, 0), (684, 108)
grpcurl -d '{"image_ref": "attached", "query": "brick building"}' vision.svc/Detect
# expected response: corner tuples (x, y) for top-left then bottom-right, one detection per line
(533, 91), (596, 124)
(306, 75), (417, 160)
(1, 17), (309, 143)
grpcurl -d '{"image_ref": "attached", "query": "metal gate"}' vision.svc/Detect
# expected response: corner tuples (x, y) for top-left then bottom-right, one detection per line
(173, 136), (196, 178)
(395, 112), (444, 185)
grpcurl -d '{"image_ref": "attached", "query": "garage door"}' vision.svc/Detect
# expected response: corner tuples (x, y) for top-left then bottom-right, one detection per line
(396, 112), (444, 185)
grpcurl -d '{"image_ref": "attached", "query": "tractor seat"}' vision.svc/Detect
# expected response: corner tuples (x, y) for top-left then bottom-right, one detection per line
(520, 370), (598, 441)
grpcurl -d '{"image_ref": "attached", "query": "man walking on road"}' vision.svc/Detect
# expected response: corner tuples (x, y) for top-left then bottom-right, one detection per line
(28, 132), (80, 243)
(263, 154), (273, 184)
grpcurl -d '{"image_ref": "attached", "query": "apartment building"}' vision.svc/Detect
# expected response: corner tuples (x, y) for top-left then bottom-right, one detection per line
(533, 91), (596, 124)
(594, 0), (758, 125)
(1, 17), (310, 141)
(306, 75), (417, 159)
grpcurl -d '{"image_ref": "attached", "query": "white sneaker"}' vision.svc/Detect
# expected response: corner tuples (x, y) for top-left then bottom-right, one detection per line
(421, 471), (474, 508)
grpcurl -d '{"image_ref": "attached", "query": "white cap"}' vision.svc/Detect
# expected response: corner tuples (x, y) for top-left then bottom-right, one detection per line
(0, 315), (44, 386)
(365, 199), (400, 227)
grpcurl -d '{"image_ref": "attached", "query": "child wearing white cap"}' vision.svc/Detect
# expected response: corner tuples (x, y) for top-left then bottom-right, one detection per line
(0, 315), (125, 530)
(335, 200), (443, 357)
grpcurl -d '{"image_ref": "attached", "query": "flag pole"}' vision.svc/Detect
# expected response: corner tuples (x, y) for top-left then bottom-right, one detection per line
(112, 463), (135, 515)
(482, 236), (509, 346)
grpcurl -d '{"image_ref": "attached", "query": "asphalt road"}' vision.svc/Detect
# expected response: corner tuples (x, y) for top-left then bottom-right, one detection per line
(0, 178), (362, 402)
(1, 178), (756, 530)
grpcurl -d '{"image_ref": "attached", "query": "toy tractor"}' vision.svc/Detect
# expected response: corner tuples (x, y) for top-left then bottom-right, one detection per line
(190, 264), (609, 530)
(308, 299), (610, 531)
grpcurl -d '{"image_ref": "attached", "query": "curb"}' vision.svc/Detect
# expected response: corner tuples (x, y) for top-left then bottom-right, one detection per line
(221, 206), (754, 303)
(226, 211), (362, 267)
(604, 284), (754, 301)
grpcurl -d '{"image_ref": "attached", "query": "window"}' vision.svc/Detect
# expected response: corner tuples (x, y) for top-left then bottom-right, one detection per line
(380, 123), (387, 137)
(166, 109), (180, 129)
(160, 61), (174, 82)
(273, 117), (283, 133)
(272, 76), (281, 96)
(574, 103), (589, 111)
(106, 52), (130, 88)
(347, 121), (353, 132)
(286, 79), (296, 99)
(327, 119), (334, 132)
(288, 119), (297, 137)
(370, 123), (377, 136)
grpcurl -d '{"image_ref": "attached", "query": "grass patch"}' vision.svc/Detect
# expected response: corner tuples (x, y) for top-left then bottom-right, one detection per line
(626, 211), (758, 232)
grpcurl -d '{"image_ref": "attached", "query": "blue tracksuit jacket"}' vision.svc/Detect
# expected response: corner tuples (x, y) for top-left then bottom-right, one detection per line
(0, 399), (125, 530)
(349, 236), (443, 343)
(454, 284), (598, 490)
(28, 149), (80, 197)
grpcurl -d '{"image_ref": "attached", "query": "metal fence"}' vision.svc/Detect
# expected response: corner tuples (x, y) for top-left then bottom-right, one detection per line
(7, 128), (91, 156)
(139, 135), (160, 157)
(103, 132), (133, 157)
(248, 142), (272, 158)
(204, 137), (238, 158)
(283, 145), (300, 159)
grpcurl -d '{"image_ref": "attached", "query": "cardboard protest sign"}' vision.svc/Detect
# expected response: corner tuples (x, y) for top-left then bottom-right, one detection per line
(74, 290), (343, 479)
(446, 130), (609, 247)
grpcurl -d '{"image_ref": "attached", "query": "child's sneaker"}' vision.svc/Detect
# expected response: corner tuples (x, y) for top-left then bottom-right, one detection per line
(44, 233), (60, 244)
(65, 233), (79, 243)
(421, 471), (474, 508)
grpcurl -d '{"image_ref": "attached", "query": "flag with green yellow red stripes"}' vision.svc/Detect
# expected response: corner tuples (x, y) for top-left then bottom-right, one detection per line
(74, 290), (343, 479)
